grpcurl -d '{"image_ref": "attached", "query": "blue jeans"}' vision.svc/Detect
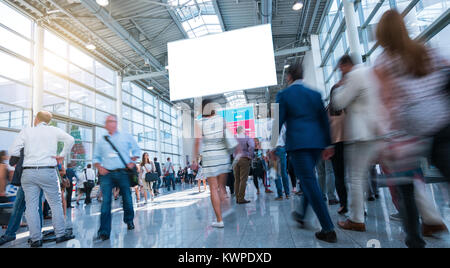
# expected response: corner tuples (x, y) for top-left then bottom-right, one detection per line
(165, 174), (175, 191)
(290, 149), (334, 232)
(4, 187), (43, 239)
(154, 177), (161, 190)
(275, 147), (290, 197)
(98, 170), (134, 237)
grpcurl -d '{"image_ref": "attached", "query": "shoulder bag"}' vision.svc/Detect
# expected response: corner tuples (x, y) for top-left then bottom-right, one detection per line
(103, 136), (139, 187)
(145, 165), (159, 183)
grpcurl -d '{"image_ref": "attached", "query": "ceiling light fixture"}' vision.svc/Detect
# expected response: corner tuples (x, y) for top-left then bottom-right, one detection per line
(284, 64), (290, 69)
(292, 1), (304, 11)
(147, 86), (154, 90)
(96, 0), (109, 7)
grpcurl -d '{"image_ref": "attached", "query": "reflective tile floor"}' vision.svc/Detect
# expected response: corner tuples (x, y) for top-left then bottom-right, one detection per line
(1, 181), (449, 248)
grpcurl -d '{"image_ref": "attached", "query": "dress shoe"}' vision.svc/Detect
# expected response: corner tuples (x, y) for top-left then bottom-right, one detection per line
(0, 235), (15, 246)
(275, 197), (283, 201)
(315, 230), (337, 243)
(237, 200), (250, 204)
(127, 222), (135, 230)
(56, 234), (75, 244)
(422, 223), (449, 237)
(30, 240), (43, 248)
(291, 211), (305, 227)
(97, 234), (110, 241)
(328, 199), (340, 205)
(367, 196), (376, 202)
(42, 230), (55, 237)
(338, 219), (366, 232)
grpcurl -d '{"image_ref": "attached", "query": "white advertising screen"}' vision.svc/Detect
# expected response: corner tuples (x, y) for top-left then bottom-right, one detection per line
(168, 24), (277, 101)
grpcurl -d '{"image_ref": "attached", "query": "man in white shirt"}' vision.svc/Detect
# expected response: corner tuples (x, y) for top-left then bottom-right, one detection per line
(80, 164), (96, 205)
(9, 111), (75, 247)
(163, 158), (175, 191)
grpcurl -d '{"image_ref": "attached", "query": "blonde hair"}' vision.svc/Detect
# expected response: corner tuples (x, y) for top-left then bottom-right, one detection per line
(376, 10), (431, 77)
(36, 111), (52, 124)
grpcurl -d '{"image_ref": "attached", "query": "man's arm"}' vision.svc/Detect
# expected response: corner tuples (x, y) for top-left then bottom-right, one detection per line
(9, 129), (26, 158)
(56, 128), (75, 159)
(332, 70), (361, 111)
(128, 134), (141, 162)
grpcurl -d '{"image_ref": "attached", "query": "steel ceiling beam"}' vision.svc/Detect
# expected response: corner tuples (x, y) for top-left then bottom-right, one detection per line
(275, 46), (310, 57)
(79, 0), (167, 74)
(308, 0), (321, 34)
(123, 71), (168, 82)
(162, 0), (189, 38)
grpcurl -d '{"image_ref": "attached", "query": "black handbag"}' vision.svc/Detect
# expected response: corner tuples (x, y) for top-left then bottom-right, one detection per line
(145, 172), (159, 183)
(104, 136), (139, 187)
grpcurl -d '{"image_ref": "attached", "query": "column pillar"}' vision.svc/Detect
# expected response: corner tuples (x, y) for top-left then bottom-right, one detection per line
(343, 0), (363, 64)
(115, 73), (123, 131)
(310, 34), (327, 97)
(32, 24), (44, 118)
(156, 96), (162, 161)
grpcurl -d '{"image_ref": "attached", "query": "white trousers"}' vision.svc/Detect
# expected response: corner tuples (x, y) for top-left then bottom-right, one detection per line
(346, 141), (380, 223)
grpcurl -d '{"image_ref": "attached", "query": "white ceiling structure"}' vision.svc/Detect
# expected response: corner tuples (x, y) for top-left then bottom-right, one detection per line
(4, 0), (332, 106)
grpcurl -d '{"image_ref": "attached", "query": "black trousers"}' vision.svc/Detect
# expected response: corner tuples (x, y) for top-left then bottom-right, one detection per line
(66, 185), (73, 207)
(287, 157), (297, 189)
(227, 172), (235, 194)
(397, 183), (426, 248)
(331, 142), (347, 209)
(84, 182), (93, 204)
(431, 124), (450, 181)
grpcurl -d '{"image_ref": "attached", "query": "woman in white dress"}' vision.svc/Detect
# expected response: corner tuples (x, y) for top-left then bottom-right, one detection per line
(195, 159), (207, 193)
(139, 152), (156, 203)
(194, 99), (238, 228)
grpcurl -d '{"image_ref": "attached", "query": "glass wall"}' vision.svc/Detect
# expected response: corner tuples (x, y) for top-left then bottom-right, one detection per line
(0, 1), (32, 136)
(159, 100), (182, 168)
(318, 0), (450, 98)
(43, 30), (116, 125)
(122, 82), (157, 158)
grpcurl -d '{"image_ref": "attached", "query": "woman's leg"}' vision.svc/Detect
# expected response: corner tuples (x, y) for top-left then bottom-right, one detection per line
(150, 182), (154, 201)
(208, 177), (222, 222)
(134, 187), (140, 203)
(204, 179), (208, 192)
(143, 185), (148, 203)
(253, 173), (260, 193)
(198, 180), (201, 192)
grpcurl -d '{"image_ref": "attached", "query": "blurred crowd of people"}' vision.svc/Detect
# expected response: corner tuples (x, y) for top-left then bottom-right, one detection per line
(193, 9), (449, 248)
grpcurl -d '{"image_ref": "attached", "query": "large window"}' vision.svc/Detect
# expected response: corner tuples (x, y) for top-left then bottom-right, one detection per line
(122, 82), (158, 156)
(317, 0), (450, 98)
(43, 29), (116, 124)
(0, 2), (32, 131)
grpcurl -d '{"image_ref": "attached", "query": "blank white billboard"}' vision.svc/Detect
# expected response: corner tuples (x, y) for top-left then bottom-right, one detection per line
(168, 24), (277, 101)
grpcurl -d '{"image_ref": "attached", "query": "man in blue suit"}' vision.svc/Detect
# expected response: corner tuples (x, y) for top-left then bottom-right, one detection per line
(276, 63), (337, 243)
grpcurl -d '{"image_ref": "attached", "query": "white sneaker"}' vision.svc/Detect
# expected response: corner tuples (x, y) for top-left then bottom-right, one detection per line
(212, 221), (224, 228)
